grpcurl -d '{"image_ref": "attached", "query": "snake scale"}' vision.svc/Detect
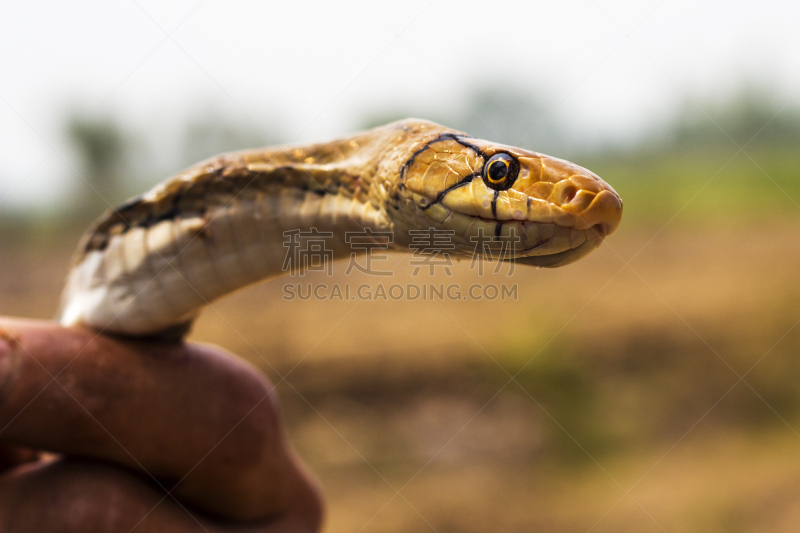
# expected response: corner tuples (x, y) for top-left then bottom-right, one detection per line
(57, 119), (622, 339)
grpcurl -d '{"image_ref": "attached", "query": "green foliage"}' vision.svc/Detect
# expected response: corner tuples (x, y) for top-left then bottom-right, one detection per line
(669, 86), (800, 150)
(580, 145), (800, 226)
(69, 117), (126, 177)
(67, 114), (130, 212)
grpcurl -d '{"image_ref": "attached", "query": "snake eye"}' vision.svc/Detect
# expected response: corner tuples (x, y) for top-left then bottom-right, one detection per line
(482, 153), (519, 191)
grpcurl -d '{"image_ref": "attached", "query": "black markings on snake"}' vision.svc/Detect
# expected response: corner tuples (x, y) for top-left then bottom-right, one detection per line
(402, 132), (507, 219)
(114, 194), (146, 213)
(452, 135), (485, 156)
(87, 167), (333, 253)
(400, 133), (489, 181)
(421, 172), (478, 211)
(90, 130), (495, 254)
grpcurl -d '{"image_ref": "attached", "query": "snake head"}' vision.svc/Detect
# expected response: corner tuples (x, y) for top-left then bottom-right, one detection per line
(393, 124), (623, 267)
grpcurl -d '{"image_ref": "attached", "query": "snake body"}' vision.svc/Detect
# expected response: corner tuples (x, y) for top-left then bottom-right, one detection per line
(57, 119), (622, 339)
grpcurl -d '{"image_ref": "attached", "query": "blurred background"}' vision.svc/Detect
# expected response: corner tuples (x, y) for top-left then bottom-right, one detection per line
(3, 1), (800, 531)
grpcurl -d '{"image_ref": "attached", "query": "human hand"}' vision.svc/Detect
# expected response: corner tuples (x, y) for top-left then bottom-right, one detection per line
(0, 318), (323, 533)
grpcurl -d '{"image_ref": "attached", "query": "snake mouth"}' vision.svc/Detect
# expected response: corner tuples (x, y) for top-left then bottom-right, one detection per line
(416, 198), (608, 267)
(513, 233), (604, 268)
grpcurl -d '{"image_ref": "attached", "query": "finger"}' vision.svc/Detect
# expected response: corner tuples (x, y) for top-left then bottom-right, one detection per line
(0, 318), (315, 522)
(0, 457), (322, 533)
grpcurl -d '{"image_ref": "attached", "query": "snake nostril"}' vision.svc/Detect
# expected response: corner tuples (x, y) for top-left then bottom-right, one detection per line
(563, 185), (577, 204)
(592, 223), (609, 236)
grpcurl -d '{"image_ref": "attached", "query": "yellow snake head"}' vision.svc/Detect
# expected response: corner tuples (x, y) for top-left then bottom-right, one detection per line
(390, 122), (623, 267)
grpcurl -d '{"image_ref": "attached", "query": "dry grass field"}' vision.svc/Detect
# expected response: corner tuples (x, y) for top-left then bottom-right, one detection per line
(3, 209), (800, 532)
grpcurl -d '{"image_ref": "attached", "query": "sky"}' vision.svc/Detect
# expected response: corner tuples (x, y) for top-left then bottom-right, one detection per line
(1, 0), (799, 208)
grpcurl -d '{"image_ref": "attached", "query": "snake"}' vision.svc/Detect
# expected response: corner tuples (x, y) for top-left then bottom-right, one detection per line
(56, 119), (622, 340)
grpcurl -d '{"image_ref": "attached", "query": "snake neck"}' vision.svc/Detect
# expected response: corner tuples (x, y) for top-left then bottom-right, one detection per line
(76, 119), (451, 258)
(58, 120), (450, 336)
